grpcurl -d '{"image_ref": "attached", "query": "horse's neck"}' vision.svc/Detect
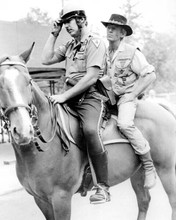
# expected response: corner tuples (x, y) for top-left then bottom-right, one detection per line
(31, 82), (53, 136)
(32, 81), (49, 112)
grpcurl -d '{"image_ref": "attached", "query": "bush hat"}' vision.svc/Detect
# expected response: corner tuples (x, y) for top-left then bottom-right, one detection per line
(101, 14), (133, 36)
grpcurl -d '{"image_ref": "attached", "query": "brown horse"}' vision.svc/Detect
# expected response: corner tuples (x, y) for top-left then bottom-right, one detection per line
(0, 44), (176, 220)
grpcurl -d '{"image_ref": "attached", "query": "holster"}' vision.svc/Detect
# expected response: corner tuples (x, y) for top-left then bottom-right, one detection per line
(96, 75), (116, 106)
(63, 78), (82, 104)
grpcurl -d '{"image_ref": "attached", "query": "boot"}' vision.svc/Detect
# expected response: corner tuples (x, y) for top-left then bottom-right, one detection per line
(89, 151), (111, 204)
(139, 151), (157, 189)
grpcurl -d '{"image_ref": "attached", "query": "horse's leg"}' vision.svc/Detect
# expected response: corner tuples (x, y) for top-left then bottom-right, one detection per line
(34, 197), (55, 220)
(34, 190), (72, 220)
(157, 166), (176, 220)
(51, 189), (72, 220)
(130, 167), (151, 220)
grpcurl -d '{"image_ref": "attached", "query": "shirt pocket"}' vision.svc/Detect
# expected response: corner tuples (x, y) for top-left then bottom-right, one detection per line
(74, 52), (86, 72)
(115, 57), (131, 69)
(65, 50), (74, 74)
(114, 56), (131, 77)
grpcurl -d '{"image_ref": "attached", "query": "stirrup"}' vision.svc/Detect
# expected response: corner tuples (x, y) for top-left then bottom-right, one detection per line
(89, 184), (111, 204)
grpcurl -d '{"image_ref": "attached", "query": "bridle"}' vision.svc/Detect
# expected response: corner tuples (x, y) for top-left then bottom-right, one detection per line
(0, 60), (27, 68)
(0, 60), (34, 125)
(0, 60), (58, 150)
(3, 104), (32, 119)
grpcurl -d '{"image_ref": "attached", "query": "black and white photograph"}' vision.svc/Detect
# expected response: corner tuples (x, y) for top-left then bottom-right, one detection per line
(0, 0), (176, 219)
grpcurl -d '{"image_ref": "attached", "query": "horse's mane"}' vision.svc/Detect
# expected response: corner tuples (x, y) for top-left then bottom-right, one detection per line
(30, 79), (49, 106)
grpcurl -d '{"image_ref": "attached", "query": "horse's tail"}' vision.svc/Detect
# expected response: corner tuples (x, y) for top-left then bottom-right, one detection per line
(159, 102), (176, 119)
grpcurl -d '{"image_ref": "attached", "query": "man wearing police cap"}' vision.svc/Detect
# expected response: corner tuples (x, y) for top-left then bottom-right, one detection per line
(102, 13), (157, 189)
(42, 3), (110, 204)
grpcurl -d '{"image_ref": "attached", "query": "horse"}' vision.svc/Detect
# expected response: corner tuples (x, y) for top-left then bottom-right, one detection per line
(0, 43), (176, 220)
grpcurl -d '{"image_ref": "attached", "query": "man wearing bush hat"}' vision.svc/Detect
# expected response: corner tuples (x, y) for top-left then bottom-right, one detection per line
(101, 14), (157, 189)
(42, 3), (110, 204)
(102, 14), (133, 36)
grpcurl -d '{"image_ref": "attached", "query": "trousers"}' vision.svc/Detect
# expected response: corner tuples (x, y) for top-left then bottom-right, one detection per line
(68, 89), (106, 155)
(117, 99), (150, 155)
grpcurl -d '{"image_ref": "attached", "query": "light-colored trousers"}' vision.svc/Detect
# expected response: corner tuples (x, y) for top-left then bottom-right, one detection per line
(117, 99), (150, 155)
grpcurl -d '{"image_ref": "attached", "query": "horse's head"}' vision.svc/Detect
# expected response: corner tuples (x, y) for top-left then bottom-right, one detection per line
(0, 43), (36, 145)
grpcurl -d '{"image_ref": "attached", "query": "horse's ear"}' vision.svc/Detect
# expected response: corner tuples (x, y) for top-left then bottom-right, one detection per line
(0, 56), (8, 64)
(20, 42), (35, 63)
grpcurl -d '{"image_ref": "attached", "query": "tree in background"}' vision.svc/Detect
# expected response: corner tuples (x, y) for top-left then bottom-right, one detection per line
(142, 33), (176, 92)
(20, 8), (53, 25)
(120, 0), (176, 93)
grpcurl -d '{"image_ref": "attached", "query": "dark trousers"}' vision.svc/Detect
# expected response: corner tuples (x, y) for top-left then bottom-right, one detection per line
(67, 87), (109, 186)
(69, 90), (106, 155)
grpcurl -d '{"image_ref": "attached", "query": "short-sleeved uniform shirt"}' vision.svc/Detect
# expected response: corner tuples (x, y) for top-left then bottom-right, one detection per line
(106, 41), (155, 95)
(55, 33), (106, 82)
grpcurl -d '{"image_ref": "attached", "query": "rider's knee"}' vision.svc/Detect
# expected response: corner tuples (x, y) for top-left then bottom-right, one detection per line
(83, 126), (97, 139)
(117, 121), (135, 134)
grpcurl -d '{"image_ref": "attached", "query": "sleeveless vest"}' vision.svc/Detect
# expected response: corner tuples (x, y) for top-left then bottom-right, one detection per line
(108, 43), (139, 95)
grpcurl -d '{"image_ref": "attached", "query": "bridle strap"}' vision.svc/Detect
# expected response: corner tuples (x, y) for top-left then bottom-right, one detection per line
(0, 61), (27, 68)
(0, 61), (32, 117)
(4, 104), (31, 117)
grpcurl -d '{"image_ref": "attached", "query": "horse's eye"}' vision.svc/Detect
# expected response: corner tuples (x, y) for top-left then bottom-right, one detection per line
(1, 107), (5, 112)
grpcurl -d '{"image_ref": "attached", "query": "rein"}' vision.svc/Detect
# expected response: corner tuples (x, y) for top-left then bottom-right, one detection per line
(0, 97), (59, 152)
(33, 98), (70, 154)
(33, 97), (58, 144)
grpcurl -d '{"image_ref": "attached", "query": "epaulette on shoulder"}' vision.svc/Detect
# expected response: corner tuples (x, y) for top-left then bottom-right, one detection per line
(66, 38), (75, 47)
(90, 36), (101, 48)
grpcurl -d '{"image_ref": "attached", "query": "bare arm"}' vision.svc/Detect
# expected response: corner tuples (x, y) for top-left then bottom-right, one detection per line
(52, 66), (100, 103)
(41, 35), (60, 65)
(132, 71), (156, 97)
(42, 20), (63, 65)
